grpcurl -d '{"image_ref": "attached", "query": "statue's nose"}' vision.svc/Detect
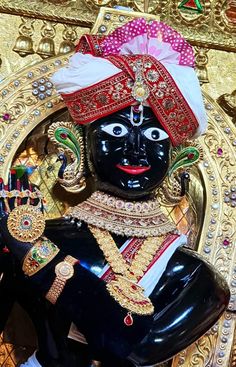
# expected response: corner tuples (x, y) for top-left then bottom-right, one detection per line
(123, 127), (148, 165)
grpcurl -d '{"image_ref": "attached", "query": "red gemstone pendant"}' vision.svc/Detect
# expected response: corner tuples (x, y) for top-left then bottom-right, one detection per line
(124, 312), (133, 326)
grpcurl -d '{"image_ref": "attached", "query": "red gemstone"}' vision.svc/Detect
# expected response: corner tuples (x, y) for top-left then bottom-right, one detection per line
(24, 220), (30, 226)
(60, 133), (68, 139)
(182, 0), (198, 8)
(124, 313), (133, 326)
(2, 246), (10, 253)
(217, 148), (223, 156)
(223, 239), (230, 246)
(31, 260), (38, 266)
(133, 105), (140, 113)
(3, 113), (10, 121)
(131, 284), (137, 290)
(188, 153), (195, 160)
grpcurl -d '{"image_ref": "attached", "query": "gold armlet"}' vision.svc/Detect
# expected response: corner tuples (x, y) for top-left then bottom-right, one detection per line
(22, 237), (60, 276)
(45, 255), (78, 304)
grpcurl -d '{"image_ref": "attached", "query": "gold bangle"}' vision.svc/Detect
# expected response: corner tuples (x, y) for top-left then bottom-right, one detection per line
(22, 237), (59, 276)
(46, 255), (77, 304)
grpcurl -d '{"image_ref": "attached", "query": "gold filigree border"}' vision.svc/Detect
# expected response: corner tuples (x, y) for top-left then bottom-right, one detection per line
(0, 55), (68, 179)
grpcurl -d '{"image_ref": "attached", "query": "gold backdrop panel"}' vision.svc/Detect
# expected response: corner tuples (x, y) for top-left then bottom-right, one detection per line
(0, 4), (235, 367)
(0, 1), (236, 51)
(0, 0), (96, 26)
(91, 6), (158, 34)
(0, 43), (235, 367)
(202, 50), (236, 101)
(0, 13), (89, 80)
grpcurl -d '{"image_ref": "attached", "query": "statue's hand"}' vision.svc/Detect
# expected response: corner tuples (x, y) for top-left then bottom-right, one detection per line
(0, 169), (44, 260)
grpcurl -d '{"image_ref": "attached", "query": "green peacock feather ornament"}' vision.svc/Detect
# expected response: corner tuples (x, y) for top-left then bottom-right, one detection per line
(48, 121), (86, 193)
(157, 143), (203, 206)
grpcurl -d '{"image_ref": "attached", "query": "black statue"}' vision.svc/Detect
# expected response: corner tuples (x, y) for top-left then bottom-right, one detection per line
(0, 106), (230, 367)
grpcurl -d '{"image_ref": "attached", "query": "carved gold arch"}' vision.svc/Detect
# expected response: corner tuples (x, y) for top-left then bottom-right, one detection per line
(0, 4), (235, 367)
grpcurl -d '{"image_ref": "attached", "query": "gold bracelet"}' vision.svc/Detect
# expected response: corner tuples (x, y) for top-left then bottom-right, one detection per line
(22, 237), (60, 276)
(46, 255), (77, 304)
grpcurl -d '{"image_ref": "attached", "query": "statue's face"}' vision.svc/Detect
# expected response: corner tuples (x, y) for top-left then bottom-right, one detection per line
(86, 106), (171, 199)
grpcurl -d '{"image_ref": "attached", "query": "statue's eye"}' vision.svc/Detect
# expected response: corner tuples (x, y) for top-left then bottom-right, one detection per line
(102, 123), (128, 137)
(143, 127), (169, 141)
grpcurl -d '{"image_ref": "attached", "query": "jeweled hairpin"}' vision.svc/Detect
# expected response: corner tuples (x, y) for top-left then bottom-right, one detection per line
(130, 61), (150, 127)
(131, 61), (150, 106)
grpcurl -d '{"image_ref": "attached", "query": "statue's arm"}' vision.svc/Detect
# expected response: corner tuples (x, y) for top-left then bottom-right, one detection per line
(0, 233), (17, 332)
(0, 172), (126, 340)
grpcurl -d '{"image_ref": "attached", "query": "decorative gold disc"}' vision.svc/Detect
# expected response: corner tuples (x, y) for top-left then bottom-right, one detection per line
(7, 204), (45, 243)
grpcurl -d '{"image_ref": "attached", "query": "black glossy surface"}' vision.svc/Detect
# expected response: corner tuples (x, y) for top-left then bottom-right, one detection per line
(0, 219), (230, 367)
(43, 219), (229, 366)
(0, 106), (230, 366)
(86, 106), (170, 199)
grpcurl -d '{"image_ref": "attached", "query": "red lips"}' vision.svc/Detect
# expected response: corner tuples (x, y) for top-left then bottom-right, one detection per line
(116, 164), (151, 175)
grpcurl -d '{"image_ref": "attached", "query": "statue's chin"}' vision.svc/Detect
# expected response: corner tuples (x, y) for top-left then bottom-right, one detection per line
(95, 180), (155, 201)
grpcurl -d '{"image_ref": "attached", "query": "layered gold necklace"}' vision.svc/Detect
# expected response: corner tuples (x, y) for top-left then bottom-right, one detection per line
(67, 190), (175, 237)
(68, 191), (176, 325)
(89, 225), (164, 325)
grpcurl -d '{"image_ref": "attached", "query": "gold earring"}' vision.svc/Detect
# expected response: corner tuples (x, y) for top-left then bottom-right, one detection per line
(48, 121), (86, 193)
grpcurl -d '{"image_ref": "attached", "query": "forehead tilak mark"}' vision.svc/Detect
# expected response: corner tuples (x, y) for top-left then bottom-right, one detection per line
(129, 105), (144, 127)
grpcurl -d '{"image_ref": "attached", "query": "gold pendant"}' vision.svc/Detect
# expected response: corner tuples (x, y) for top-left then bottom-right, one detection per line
(106, 275), (154, 316)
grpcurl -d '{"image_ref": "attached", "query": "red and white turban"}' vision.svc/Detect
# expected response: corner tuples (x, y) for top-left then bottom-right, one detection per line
(52, 18), (207, 146)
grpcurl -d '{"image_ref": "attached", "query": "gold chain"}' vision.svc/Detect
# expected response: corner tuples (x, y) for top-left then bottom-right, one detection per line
(88, 225), (164, 316)
(88, 225), (129, 276)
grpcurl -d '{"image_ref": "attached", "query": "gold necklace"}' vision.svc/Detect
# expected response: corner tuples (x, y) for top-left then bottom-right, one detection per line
(67, 191), (175, 237)
(89, 225), (164, 325)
